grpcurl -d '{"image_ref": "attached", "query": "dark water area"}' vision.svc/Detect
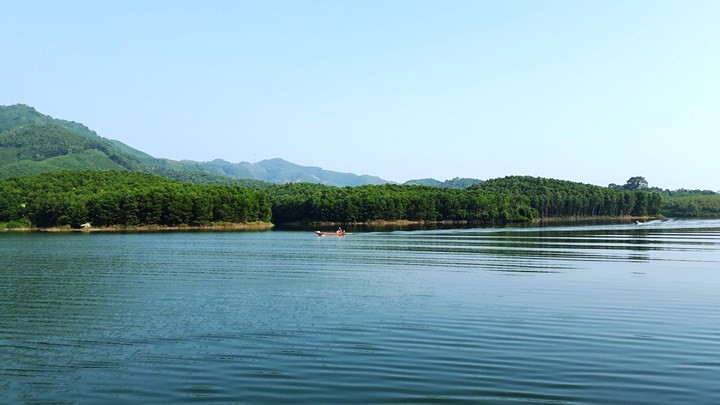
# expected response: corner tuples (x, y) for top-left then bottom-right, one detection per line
(1, 219), (719, 403)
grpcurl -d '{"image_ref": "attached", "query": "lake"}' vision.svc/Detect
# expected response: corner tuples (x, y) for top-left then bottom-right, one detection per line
(1, 219), (719, 403)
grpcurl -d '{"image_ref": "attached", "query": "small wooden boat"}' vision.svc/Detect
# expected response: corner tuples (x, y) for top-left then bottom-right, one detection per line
(315, 230), (347, 237)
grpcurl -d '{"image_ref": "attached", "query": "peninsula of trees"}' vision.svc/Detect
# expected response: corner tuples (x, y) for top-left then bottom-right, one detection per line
(1, 170), (667, 230)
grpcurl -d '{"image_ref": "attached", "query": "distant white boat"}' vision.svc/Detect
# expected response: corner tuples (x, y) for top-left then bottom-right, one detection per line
(635, 220), (646, 226)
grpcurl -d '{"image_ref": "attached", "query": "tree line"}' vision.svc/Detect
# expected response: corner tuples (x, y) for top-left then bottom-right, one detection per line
(0, 170), (271, 228)
(0, 171), (668, 229)
(660, 195), (720, 218)
(477, 176), (663, 218)
(268, 182), (535, 224)
(607, 175), (719, 218)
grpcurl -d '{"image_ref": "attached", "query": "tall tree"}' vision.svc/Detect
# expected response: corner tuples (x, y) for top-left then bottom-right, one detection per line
(623, 176), (649, 190)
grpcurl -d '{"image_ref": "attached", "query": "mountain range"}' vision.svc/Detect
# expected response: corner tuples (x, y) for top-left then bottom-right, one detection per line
(0, 104), (482, 187)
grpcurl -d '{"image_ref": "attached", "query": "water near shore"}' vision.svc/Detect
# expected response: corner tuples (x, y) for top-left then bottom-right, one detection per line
(2, 219), (719, 403)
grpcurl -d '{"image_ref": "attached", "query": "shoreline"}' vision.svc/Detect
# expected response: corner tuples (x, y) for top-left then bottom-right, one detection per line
(301, 216), (659, 227)
(307, 219), (471, 226)
(1, 222), (274, 233)
(533, 215), (657, 223)
(0, 216), (660, 233)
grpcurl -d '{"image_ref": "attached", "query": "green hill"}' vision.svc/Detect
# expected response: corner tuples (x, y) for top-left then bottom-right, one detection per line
(0, 104), (99, 137)
(403, 178), (444, 187)
(0, 104), (390, 186)
(0, 122), (141, 170)
(404, 177), (484, 188)
(0, 149), (124, 179)
(0, 120), (240, 184)
(474, 176), (662, 218)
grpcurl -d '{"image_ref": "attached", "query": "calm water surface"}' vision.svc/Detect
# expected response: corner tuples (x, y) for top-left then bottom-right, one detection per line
(1, 219), (719, 403)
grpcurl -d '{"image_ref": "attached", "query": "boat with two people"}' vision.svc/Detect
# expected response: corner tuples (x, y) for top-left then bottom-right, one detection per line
(315, 227), (348, 237)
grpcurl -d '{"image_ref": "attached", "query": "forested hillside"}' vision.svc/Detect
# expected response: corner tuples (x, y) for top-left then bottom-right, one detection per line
(475, 176), (663, 218)
(0, 105), (245, 184)
(0, 103), (99, 136)
(0, 123), (141, 173)
(0, 104), (388, 186)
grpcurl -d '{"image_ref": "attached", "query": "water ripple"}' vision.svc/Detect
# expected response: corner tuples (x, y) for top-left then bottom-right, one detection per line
(1, 219), (719, 403)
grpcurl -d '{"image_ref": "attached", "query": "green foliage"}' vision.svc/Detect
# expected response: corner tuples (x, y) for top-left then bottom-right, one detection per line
(267, 182), (535, 224)
(403, 177), (484, 189)
(0, 104), (386, 187)
(660, 195), (720, 218)
(0, 218), (32, 230)
(0, 124), (108, 161)
(0, 106), (277, 188)
(0, 104), (99, 137)
(403, 178), (444, 187)
(243, 158), (387, 186)
(609, 176), (651, 191)
(1, 171), (681, 230)
(141, 164), (268, 186)
(443, 177), (485, 189)
(2, 105), (700, 225)
(0, 170), (272, 228)
(623, 176), (649, 190)
(649, 188), (717, 197)
(609, 175), (718, 216)
(0, 121), (144, 178)
(475, 176), (662, 218)
(0, 149), (125, 179)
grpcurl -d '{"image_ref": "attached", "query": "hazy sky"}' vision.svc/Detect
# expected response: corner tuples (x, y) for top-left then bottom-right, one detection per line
(1, 1), (719, 189)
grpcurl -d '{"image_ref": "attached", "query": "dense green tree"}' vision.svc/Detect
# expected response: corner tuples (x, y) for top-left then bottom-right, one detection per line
(623, 176), (649, 191)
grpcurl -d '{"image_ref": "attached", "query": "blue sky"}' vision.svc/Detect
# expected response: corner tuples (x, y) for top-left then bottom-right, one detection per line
(1, 0), (719, 189)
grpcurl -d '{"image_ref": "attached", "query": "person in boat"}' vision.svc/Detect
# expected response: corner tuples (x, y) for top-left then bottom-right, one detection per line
(337, 227), (344, 235)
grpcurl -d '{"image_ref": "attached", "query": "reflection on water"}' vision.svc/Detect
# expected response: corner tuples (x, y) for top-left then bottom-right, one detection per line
(1, 219), (719, 403)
